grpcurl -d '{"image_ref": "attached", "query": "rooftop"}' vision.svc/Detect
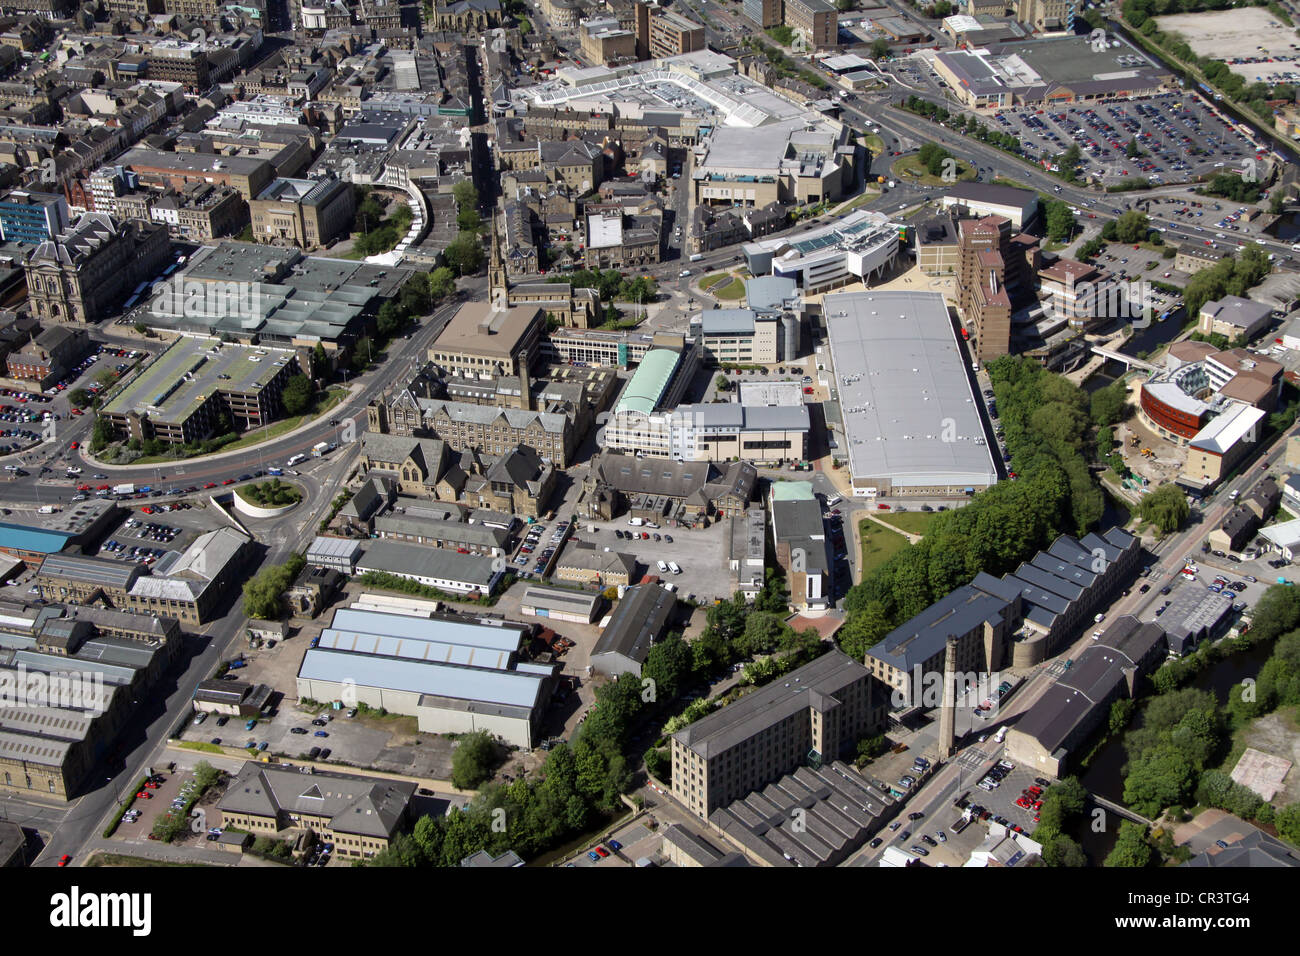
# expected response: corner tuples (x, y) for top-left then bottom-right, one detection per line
(823, 290), (998, 489)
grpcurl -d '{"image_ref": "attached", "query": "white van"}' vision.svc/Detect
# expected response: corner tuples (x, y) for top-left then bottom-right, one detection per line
(668, 561), (682, 574)
(994, 726), (1008, 743)
(38, 505), (58, 514)
(628, 516), (644, 527)
(657, 560), (669, 573)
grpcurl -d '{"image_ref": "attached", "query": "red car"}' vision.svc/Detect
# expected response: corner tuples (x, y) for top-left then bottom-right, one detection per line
(877, 503), (891, 510)
(203, 482), (217, 489)
(71, 408), (83, 416)
(136, 791), (152, 799)
(141, 506), (154, 514)
(594, 846), (610, 858)
(58, 854), (70, 867)
(222, 478), (235, 486)
(69, 441), (79, 450)
(803, 387), (814, 394)
(97, 484), (109, 491)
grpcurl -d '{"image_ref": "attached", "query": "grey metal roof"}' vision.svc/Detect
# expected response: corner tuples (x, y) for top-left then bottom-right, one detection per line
(307, 537), (364, 561)
(37, 553), (140, 590)
(328, 607), (525, 653)
(1013, 616), (1165, 754)
(868, 584), (1014, 673)
(823, 291), (998, 489)
(357, 541), (498, 587)
(519, 585), (600, 615)
(673, 650), (870, 758)
(591, 585), (676, 668)
(299, 647), (545, 709)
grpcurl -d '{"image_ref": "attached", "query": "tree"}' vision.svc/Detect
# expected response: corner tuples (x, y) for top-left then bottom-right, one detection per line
(642, 633), (693, 702)
(714, 374), (731, 392)
(452, 180), (478, 212)
(241, 555), (306, 620)
(450, 730), (497, 789)
(91, 416), (117, 451)
(1113, 210), (1150, 244)
(444, 231), (485, 276)
(133, 322), (149, 336)
(1138, 483), (1189, 534)
(1044, 200), (1075, 241)
(351, 336), (374, 372)
(457, 205), (482, 232)
(1090, 379), (1127, 427)
(1043, 834), (1088, 867)
(1104, 821), (1153, 867)
(428, 266), (456, 302)
(311, 343), (329, 379)
(1125, 137), (1142, 159)
(281, 374), (313, 415)
(1122, 747), (1196, 819)
(836, 601), (892, 660)
(68, 388), (90, 408)
(870, 38), (890, 59)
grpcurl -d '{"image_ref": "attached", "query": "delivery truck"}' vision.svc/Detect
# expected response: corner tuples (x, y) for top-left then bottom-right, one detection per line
(112, 483), (135, 495)
(312, 441), (330, 457)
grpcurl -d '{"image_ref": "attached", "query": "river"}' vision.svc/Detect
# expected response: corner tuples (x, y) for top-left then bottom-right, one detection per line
(1067, 639), (1275, 863)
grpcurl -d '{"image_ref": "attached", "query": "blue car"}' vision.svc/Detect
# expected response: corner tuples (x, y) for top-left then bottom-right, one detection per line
(314, 730), (329, 737)
(608, 840), (622, 852)
(587, 851), (601, 862)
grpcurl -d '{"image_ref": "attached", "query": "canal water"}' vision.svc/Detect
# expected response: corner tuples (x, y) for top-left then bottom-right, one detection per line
(1067, 639), (1275, 863)
(1266, 211), (1300, 243)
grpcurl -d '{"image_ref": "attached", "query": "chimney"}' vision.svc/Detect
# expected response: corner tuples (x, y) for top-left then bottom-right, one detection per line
(939, 637), (958, 758)
(518, 349), (532, 411)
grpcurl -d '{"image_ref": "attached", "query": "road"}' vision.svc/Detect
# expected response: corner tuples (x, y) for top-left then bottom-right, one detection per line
(17, 285), (485, 866)
(843, 414), (1300, 866)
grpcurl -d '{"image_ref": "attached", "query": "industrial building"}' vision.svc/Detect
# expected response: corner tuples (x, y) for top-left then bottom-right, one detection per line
(578, 452), (757, 526)
(670, 649), (887, 819)
(0, 600), (180, 801)
(295, 606), (553, 747)
(866, 528), (1141, 700)
(823, 290), (999, 497)
(1005, 616), (1167, 777)
(518, 584), (603, 624)
(354, 540), (506, 596)
(589, 583), (678, 678)
(709, 762), (899, 867)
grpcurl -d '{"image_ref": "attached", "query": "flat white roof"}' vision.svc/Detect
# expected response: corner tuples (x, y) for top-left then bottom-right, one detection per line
(1190, 402), (1264, 454)
(823, 290), (999, 489)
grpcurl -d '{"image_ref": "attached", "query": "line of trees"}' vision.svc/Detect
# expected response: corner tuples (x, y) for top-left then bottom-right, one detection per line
(838, 357), (1106, 660)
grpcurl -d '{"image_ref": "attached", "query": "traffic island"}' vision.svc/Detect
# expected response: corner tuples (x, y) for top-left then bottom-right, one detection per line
(232, 479), (302, 519)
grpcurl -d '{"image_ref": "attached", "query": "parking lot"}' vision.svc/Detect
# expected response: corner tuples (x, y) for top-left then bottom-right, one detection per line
(559, 517), (735, 601)
(91, 499), (216, 566)
(1155, 8), (1300, 84)
(994, 93), (1256, 185)
(110, 766), (212, 844)
(961, 759), (1053, 840)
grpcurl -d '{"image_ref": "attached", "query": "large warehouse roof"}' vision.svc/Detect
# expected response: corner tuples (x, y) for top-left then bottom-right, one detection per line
(823, 290), (998, 490)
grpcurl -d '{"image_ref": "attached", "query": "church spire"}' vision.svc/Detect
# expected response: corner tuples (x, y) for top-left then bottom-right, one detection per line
(489, 215), (508, 310)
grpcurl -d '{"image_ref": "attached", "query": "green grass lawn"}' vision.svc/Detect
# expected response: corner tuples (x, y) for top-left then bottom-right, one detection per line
(86, 853), (213, 867)
(837, 187), (883, 213)
(713, 278), (746, 300)
(701, 272), (729, 289)
(858, 519), (909, 577)
(875, 511), (938, 536)
(864, 133), (885, 155)
(891, 155), (977, 187)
